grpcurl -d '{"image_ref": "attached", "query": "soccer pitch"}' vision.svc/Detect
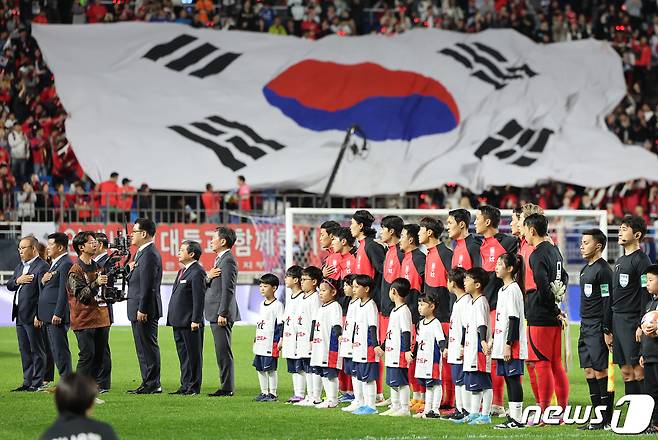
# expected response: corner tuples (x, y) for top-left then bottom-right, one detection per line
(0, 325), (621, 439)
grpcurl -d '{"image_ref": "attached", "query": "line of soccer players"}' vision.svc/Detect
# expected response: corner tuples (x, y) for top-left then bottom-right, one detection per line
(251, 205), (658, 431)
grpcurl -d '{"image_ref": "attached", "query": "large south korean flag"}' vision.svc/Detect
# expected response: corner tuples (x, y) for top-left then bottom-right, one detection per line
(33, 23), (658, 195)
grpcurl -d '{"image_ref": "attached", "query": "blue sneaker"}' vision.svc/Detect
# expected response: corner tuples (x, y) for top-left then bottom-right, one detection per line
(453, 412), (479, 424)
(338, 393), (355, 403)
(254, 393), (268, 402)
(352, 406), (378, 415)
(469, 414), (492, 425)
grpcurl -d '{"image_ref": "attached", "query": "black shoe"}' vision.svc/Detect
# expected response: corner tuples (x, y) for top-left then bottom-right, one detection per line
(449, 410), (466, 421)
(425, 411), (440, 419)
(127, 386), (145, 394)
(98, 388), (109, 394)
(11, 385), (29, 392)
(183, 390), (199, 396)
(169, 388), (186, 395)
(25, 387), (39, 392)
(494, 416), (525, 429)
(135, 386), (162, 395)
(208, 390), (234, 397)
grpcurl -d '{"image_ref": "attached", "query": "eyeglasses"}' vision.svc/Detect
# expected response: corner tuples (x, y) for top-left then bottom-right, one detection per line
(132, 229), (144, 234)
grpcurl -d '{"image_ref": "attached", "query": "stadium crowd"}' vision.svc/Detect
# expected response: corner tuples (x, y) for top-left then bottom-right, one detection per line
(0, 0), (656, 223)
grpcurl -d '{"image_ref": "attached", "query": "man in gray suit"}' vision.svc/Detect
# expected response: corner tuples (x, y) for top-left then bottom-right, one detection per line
(205, 226), (240, 397)
(127, 218), (163, 394)
(37, 232), (73, 379)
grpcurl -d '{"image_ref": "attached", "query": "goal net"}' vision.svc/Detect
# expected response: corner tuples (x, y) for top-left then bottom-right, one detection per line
(284, 208), (606, 313)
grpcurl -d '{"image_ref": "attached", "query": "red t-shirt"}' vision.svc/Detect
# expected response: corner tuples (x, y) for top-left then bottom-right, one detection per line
(202, 191), (220, 215)
(97, 180), (119, 208)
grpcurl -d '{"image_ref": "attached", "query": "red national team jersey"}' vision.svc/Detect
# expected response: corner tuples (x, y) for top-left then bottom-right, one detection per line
(383, 244), (403, 283)
(339, 252), (357, 279)
(400, 249), (425, 291)
(425, 246), (449, 288)
(480, 236), (507, 272)
(451, 235), (482, 269)
(519, 238), (537, 291)
(324, 251), (342, 280)
(356, 238), (376, 277)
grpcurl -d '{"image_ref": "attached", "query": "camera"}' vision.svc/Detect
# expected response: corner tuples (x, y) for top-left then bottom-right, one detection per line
(99, 228), (132, 304)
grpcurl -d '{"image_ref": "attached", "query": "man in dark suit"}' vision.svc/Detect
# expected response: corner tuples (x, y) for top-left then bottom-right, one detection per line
(167, 240), (205, 395)
(127, 218), (163, 394)
(93, 233), (112, 393)
(37, 232), (73, 380)
(6, 235), (49, 391)
(205, 226), (240, 397)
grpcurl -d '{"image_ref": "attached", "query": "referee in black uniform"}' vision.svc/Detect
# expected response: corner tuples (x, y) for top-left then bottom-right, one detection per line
(608, 215), (652, 396)
(578, 228), (613, 430)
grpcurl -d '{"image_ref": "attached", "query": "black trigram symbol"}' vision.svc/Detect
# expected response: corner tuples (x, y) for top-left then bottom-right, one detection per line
(169, 115), (285, 171)
(439, 42), (537, 89)
(474, 119), (553, 167)
(143, 34), (241, 78)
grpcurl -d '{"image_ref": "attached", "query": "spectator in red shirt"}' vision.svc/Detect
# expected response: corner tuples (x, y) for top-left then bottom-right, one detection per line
(96, 171), (119, 221)
(301, 6), (320, 39)
(118, 177), (135, 223)
(32, 10), (49, 24)
(202, 183), (221, 224)
(86, 0), (108, 24)
(0, 162), (16, 214)
(30, 127), (48, 177)
(237, 175), (251, 211)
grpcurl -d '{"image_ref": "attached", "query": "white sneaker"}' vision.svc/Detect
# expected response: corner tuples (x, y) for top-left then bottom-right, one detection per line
(342, 402), (361, 412)
(491, 405), (507, 417)
(413, 411), (426, 419)
(294, 398), (316, 407)
(390, 408), (411, 417)
(379, 407), (400, 416)
(375, 397), (391, 407)
(95, 397), (105, 405)
(315, 400), (338, 409)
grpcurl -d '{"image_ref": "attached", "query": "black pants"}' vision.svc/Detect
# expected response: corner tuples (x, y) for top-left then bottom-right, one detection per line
(97, 329), (112, 390)
(173, 326), (204, 393)
(645, 362), (658, 425)
(210, 322), (234, 392)
(16, 320), (46, 388)
(131, 319), (161, 389)
(42, 327), (54, 382)
(44, 323), (72, 378)
(74, 327), (109, 380)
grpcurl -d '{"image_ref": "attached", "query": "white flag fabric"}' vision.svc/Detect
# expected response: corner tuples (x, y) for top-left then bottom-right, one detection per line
(32, 23), (658, 195)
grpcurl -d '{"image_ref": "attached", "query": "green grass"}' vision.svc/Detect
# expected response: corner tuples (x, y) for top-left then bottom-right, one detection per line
(0, 325), (622, 439)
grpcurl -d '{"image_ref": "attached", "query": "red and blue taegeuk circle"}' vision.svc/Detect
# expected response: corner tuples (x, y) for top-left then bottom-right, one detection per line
(263, 60), (460, 141)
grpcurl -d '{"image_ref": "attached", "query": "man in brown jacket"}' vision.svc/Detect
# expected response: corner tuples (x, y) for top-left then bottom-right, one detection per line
(67, 231), (110, 380)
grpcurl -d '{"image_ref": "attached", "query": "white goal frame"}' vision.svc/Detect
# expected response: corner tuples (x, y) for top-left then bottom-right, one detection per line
(285, 208), (608, 271)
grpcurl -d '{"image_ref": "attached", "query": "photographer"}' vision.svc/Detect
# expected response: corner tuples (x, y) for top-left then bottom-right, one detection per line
(67, 232), (110, 381)
(93, 232), (112, 393)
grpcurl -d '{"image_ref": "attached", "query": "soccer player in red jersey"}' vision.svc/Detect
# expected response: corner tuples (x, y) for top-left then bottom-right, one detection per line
(320, 220), (341, 280)
(446, 209), (481, 270)
(399, 223), (427, 412)
(419, 216), (454, 412)
(350, 210), (387, 404)
(474, 205), (518, 416)
(379, 216), (404, 398)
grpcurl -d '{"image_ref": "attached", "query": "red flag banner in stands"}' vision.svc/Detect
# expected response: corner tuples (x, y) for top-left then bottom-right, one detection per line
(57, 223), (324, 274)
(33, 23), (658, 194)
